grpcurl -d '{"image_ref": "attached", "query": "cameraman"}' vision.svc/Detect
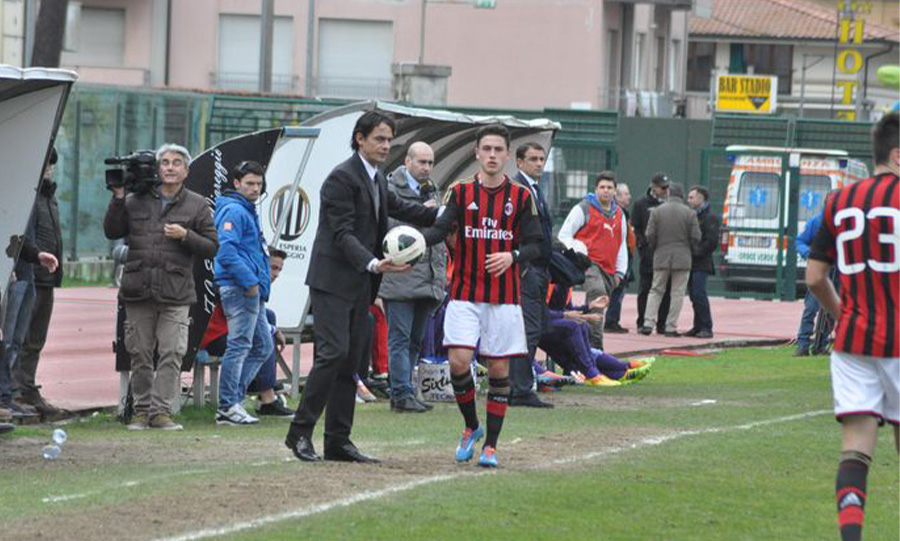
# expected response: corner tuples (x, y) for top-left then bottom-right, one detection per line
(104, 143), (218, 431)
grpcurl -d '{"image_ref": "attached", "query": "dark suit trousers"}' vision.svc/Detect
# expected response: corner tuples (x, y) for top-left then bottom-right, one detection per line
(290, 287), (369, 448)
(511, 265), (549, 398)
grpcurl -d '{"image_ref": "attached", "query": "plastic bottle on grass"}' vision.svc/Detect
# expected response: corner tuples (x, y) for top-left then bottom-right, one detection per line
(52, 428), (67, 446)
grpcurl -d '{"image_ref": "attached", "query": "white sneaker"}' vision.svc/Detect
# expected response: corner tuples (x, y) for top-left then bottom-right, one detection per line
(216, 403), (259, 426)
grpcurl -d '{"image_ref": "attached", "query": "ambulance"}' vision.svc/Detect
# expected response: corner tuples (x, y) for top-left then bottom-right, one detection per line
(718, 145), (869, 291)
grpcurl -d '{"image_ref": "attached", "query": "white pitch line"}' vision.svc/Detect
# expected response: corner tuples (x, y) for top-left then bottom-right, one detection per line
(156, 409), (830, 541)
(545, 409), (830, 466)
(42, 468), (213, 504)
(155, 473), (479, 541)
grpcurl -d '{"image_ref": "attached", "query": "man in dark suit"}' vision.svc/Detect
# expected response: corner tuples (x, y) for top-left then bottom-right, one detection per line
(509, 142), (554, 409)
(285, 111), (437, 463)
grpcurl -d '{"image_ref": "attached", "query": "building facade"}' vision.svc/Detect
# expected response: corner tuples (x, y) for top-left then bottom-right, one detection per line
(2, 0), (693, 114)
(686, 0), (898, 119)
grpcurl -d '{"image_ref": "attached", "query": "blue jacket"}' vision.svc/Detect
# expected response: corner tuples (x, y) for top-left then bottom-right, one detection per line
(797, 209), (824, 260)
(213, 192), (271, 300)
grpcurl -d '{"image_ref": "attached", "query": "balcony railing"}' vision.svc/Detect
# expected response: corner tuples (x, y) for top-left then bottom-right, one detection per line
(210, 72), (299, 94)
(312, 76), (393, 101)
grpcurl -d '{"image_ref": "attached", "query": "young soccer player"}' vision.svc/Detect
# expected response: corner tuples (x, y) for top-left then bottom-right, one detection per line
(423, 124), (543, 467)
(806, 111), (899, 541)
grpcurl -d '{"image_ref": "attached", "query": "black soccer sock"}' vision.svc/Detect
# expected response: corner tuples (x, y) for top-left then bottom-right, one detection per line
(451, 369), (479, 430)
(485, 377), (510, 449)
(836, 450), (871, 541)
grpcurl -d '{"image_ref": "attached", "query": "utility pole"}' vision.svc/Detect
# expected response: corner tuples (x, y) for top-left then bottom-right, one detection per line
(259, 0), (274, 93)
(305, 0), (315, 96)
(418, 0), (426, 64)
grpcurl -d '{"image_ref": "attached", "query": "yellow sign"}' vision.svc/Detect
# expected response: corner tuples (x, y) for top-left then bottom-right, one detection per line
(714, 75), (778, 114)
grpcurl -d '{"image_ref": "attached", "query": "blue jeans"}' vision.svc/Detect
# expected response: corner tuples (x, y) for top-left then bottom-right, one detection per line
(688, 271), (713, 332)
(796, 291), (820, 349)
(249, 309), (279, 393)
(218, 286), (273, 410)
(1, 279), (35, 405)
(385, 299), (439, 399)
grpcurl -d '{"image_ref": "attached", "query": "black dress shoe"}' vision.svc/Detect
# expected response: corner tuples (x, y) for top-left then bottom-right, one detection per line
(684, 328), (700, 337)
(604, 323), (629, 334)
(324, 442), (381, 463)
(509, 394), (554, 408)
(285, 434), (321, 462)
(413, 397), (434, 410)
(664, 331), (682, 338)
(695, 330), (714, 339)
(637, 326), (653, 336)
(391, 396), (427, 413)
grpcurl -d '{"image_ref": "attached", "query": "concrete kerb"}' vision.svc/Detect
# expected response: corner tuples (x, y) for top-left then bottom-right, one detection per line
(616, 338), (794, 359)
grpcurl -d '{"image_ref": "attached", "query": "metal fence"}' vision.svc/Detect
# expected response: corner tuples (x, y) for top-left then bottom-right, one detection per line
(51, 86), (621, 260)
(698, 115), (876, 300)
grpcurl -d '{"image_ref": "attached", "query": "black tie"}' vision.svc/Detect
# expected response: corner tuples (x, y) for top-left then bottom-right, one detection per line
(532, 182), (548, 218)
(372, 173), (381, 216)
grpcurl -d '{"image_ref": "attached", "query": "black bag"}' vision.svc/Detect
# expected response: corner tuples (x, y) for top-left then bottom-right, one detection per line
(548, 248), (588, 288)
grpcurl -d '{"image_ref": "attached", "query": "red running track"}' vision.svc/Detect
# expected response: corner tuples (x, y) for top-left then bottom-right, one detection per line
(37, 287), (803, 411)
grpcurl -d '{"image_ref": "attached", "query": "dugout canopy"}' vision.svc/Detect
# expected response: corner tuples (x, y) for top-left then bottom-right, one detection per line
(185, 100), (560, 348)
(0, 65), (76, 308)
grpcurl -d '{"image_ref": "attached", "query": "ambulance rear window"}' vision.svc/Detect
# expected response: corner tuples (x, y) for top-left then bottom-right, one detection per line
(737, 172), (779, 220)
(798, 175), (831, 221)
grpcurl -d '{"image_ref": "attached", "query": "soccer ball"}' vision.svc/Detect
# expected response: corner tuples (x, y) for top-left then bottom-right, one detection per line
(382, 225), (426, 265)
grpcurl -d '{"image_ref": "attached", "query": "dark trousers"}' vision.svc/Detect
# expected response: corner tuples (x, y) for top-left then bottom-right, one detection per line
(14, 285), (54, 397)
(289, 287), (369, 449)
(511, 265), (549, 398)
(688, 271), (713, 332)
(636, 268), (670, 332)
(605, 282), (626, 327)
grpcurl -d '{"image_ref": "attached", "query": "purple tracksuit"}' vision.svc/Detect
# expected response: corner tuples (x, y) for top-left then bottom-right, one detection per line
(538, 309), (630, 379)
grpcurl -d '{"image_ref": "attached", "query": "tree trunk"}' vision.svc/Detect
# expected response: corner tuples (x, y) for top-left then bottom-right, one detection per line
(30, 0), (69, 67)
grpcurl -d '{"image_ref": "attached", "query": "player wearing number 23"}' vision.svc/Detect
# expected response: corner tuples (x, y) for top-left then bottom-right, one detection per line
(806, 111), (898, 541)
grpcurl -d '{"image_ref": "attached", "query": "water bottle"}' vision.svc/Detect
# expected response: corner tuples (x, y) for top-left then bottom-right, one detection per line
(42, 444), (61, 460)
(52, 428), (67, 446)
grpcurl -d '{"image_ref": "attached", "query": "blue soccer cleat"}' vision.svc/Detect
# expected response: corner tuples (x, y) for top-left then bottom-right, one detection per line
(478, 445), (498, 468)
(455, 425), (484, 462)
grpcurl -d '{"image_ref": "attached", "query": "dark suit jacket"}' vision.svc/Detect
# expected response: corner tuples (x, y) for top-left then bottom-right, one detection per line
(306, 153), (437, 302)
(515, 172), (552, 266)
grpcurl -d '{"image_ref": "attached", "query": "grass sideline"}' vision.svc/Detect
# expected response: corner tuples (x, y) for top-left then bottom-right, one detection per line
(1, 347), (897, 540)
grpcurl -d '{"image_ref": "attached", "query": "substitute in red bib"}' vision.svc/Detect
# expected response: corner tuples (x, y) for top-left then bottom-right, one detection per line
(422, 124), (543, 468)
(807, 111), (899, 541)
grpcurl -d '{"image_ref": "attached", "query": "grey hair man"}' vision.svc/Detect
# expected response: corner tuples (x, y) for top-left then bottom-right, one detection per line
(379, 141), (447, 413)
(104, 143), (218, 431)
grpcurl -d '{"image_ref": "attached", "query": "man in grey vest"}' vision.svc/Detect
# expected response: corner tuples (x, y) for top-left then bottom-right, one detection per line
(379, 142), (447, 413)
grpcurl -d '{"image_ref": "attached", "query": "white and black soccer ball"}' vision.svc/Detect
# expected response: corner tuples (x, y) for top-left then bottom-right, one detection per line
(382, 225), (426, 265)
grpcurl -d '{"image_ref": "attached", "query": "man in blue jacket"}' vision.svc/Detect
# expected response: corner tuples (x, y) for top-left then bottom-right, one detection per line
(794, 207), (827, 356)
(214, 161), (274, 425)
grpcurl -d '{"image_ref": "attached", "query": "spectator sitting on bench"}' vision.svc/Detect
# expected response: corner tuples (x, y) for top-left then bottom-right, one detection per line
(539, 284), (653, 387)
(199, 248), (292, 417)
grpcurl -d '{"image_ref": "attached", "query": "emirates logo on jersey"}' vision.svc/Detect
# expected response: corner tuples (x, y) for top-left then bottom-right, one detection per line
(504, 201), (514, 216)
(464, 216), (514, 241)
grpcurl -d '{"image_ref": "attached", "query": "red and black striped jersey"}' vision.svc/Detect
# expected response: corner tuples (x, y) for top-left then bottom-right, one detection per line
(809, 173), (899, 358)
(425, 174), (542, 305)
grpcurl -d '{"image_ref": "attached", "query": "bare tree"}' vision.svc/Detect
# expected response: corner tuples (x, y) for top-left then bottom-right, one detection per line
(30, 0), (69, 67)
